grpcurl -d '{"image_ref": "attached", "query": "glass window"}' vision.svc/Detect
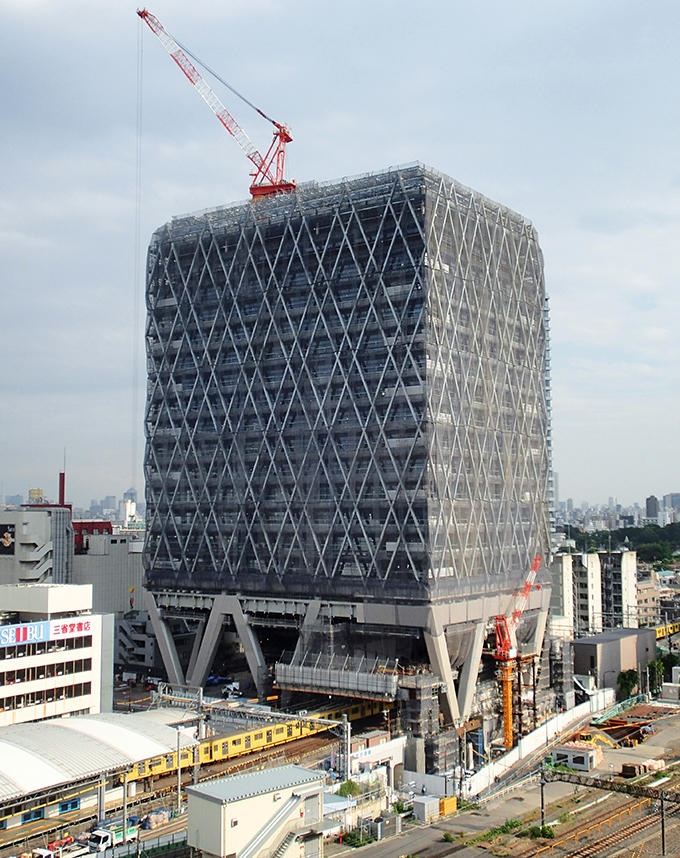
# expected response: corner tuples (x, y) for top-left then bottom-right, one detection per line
(22, 808), (45, 823)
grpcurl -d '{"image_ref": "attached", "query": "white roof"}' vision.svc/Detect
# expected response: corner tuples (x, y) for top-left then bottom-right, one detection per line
(0, 711), (197, 802)
(186, 765), (322, 804)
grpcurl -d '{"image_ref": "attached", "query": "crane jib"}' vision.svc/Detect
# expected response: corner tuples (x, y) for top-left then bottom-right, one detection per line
(137, 7), (295, 197)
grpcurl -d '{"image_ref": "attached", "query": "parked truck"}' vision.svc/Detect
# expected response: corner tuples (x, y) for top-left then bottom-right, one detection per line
(87, 822), (139, 852)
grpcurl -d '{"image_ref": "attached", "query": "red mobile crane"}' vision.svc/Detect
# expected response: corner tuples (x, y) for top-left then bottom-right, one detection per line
(494, 555), (542, 750)
(137, 9), (295, 199)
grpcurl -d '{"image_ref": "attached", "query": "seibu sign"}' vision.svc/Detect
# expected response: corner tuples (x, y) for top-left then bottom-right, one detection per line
(0, 617), (93, 647)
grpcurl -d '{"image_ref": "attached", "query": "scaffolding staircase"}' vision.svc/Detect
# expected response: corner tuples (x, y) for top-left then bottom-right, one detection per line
(271, 831), (297, 858)
(238, 795), (301, 858)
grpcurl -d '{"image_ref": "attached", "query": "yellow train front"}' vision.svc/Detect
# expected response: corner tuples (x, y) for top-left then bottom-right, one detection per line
(656, 621), (680, 640)
(128, 699), (384, 784)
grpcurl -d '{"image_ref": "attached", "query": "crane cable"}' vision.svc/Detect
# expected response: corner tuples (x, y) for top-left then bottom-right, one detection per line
(173, 35), (280, 129)
(132, 18), (144, 496)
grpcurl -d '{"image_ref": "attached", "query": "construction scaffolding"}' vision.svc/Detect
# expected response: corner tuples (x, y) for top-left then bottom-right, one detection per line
(276, 651), (400, 699)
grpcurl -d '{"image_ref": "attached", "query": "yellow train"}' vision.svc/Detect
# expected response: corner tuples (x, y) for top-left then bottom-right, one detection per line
(655, 621), (680, 640)
(127, 699), (385, 784)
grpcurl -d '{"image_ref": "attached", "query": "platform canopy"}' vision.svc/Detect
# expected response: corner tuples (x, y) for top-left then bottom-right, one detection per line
(0, 710), (197, 802)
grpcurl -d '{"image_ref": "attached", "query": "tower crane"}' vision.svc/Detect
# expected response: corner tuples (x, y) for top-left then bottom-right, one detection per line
(137, 9), (296, 199)
(494, 555), (542, 751)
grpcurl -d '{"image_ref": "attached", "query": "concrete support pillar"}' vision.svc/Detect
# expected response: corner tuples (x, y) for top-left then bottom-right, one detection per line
(185, 595), (268, 699)
(186, 617), (206, 680)
(144, 590), (185, 686)
(457, 621), (486, 721)
(225, 595), (268, 699)
(292, 599), (321, 660)
(424, 608), (460, 725)
(185, 597), (228, 690)
(282, 600), (322, 708)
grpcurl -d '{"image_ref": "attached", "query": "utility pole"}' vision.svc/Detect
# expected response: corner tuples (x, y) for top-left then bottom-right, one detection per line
(123, 771), (128, 838)
(176, 729), (182, 817)
(342, 714), (351, 782)
(661, 793), (666, 855)
(516, 654), (523, 740)
(540, 762), (546, 827)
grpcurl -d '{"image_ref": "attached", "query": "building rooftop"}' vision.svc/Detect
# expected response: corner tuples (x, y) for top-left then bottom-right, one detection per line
(574, 628), (655, 645)
(0, 710), (197, 802)
(185, 764), (323, 804)
(0, 583), (92, 614)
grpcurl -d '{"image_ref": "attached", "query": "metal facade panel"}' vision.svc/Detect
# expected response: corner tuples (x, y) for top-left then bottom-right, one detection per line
(144, 165), (549, 601)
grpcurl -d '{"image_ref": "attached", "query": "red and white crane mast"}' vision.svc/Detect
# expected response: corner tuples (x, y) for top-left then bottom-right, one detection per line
(137, 9), (295, 199)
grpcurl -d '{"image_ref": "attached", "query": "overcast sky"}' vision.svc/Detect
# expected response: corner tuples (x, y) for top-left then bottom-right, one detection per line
(1, 0), (678, 510)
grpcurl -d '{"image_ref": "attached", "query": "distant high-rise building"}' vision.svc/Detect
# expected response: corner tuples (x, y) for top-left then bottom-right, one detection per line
(646, 495), (659, 519)
(4, 494), (22, 507)
(144, 165), (551, 731)
(664, 493), (680, 513)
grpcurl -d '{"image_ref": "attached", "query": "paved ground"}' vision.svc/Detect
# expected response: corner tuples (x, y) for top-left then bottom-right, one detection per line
(325, 701), (680, 858)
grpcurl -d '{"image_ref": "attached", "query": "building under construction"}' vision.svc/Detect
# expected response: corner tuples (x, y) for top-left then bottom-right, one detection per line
(143, 164), (552, 766)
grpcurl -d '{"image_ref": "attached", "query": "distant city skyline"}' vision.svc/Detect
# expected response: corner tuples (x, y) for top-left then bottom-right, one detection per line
(2, 2), (678, 512)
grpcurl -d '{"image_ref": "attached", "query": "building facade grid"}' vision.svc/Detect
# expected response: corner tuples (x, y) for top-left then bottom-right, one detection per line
(144, 165), (549, 603)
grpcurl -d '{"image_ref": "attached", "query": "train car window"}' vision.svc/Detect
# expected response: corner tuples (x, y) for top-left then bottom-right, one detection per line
(351, 706), (359, 714)
(287, 725), (292, 737)
(245, 736), (251, 749)
(0, 819), (6, 830)
(59, 799), (80, 814)
(22, 808), (44, 823)
(137, 763), (146, 775)
(275, 727), (284, 735)
(222, 742), (229, 755)
(165, 755), (174, 767)
(232, 738), (242, 745)
(254, 732), (263, 741)
(266, 730), (272, 742)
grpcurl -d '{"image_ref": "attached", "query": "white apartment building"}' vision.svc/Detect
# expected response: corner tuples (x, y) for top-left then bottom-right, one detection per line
(0, 583), (113, 727)
(550, 550), (638, 638)
(572, 554), (603, 635)
(549, 554), (575, 639)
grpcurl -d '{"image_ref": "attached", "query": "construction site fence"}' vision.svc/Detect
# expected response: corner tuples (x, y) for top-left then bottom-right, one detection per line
(398, 689), (615, 802)
(466, 688), (614, 800)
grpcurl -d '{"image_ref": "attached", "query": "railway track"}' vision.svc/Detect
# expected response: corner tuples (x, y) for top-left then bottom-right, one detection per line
(0, 733), (337, 857)
(566, 813), (658, 857)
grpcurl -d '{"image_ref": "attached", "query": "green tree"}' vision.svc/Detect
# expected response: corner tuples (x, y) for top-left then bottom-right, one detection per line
(661, 651), (680, 681)
(648, 658), (664, 692)
(637, 543), (672, 563)
(617, 668), (639, 700)
(338, 779), (361, 797)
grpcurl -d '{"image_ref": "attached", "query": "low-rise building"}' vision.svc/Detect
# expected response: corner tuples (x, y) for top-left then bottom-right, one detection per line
(186, 765), (325, 858)
(551, 742), (603, 772)
(572, 627), (656, 691)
